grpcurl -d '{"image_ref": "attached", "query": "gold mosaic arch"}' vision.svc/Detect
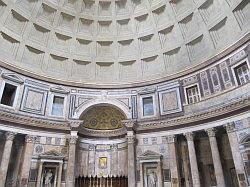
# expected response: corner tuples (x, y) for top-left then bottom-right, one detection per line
(81, 106), (126, 130)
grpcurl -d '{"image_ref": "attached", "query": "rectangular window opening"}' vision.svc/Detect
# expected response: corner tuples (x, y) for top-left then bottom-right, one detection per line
(51, 96), (64, 116)
(234, 62), (250, 85)
(142, 96), (154, 116)
(186, 85), (200, 104)
(0, 83), (17, 106)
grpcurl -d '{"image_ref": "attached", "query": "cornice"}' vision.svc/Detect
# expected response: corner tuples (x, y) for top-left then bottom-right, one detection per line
(78, 127), (127, 138)
(0, 108), (70, 130)
(136, 94), (250, 132)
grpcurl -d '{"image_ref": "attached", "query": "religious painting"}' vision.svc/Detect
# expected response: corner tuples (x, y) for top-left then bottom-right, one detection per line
(99, 157), (107, 169)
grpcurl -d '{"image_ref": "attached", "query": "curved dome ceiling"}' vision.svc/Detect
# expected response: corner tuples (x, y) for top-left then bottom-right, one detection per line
(0, 0), (249, 87)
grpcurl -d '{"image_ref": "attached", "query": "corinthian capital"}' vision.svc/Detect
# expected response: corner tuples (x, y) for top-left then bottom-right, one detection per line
(5, 131), (17, 141)
(127, 134), (136, 144)
(69, 120), (83, 128)
(122, 119), (136, 130)
(184, 132), (194, 141)
(25, 135), (37, 143)
(167, 135), (176, 143)
(225, 122), (236, 133)
(206, 128), (216, 137)
(68, 136), (78, 144)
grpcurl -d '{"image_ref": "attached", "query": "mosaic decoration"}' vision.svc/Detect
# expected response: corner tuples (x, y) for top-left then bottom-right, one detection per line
(81, 106), (126, 130)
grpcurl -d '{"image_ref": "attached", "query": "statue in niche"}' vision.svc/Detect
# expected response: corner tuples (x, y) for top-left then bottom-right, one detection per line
(43, 169), (54, 187)
(147, 170), (158, 187)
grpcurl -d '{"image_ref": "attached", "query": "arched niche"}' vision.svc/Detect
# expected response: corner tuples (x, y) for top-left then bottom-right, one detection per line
(79, 105), (126, 130)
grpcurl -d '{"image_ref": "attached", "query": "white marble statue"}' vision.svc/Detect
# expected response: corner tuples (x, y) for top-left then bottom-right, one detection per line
(43, 169), (53, 187)
(148, 171), (157, 187)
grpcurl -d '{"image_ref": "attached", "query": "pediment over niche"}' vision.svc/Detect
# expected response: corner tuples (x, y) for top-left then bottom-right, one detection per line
(138, 150), (162, 161)
(1, 73), (24, 84)
(50, 86), (70, 94)
(39, 150), (65, 160)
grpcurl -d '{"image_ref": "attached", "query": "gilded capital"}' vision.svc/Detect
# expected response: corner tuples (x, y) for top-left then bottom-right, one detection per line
(206, 128), (216, 137)
(184, 132), (194, 141)
(5, 131), (17, 141)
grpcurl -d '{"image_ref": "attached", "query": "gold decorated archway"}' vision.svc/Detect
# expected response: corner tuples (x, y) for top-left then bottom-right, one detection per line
(81, 106), (126, 130)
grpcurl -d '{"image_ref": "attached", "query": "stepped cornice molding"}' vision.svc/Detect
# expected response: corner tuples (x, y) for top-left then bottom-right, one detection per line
(0, 108), (70, 130)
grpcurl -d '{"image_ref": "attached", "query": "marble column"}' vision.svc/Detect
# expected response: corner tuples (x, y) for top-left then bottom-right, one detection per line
(167, 135), (180, 187)
(157, 161), (163, 187)
(57, 162), (63, 187)
(226, 123), (247, 187)
(0, 131), (16, 187)
(206, 128), (226, 187)
(184, 132), (201, 187)
(181, 141), (191, 187)
(65, 135), (78, 187)
(87, 144), (96, 176)
(111, 144), (118, 176)
(123, 120), (136, 187)
(12, 140), (24, 186)
(35, 161), (44, 187)
(127, 131), (136, 187)
(18, 135), (36, 187)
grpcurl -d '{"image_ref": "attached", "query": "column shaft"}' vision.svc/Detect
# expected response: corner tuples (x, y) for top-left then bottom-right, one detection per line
(206, 128), (226, 187)
(157, 161), (163, 187)
(184, 132), (201, 187)
(35, 161), (43, 187)
(18, 135), (36, 187)
(127, 132), (136, 187)
(226, 123), (247, 187)
(167, 135), (180, 187)
(65, 136), (77, 187)
(0, 132), (16, 187)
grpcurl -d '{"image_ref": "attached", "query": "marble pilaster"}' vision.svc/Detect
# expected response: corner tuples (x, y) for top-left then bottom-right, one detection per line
(184, 132), (201, 187)
(127, 132), (136, 187)
(206, 128), (226, 187)
(111, 144), (118, 176)
(65, 135), (78, 187)
(57, 162), (63, 187)
(35, 161), (44, 187)
(167, 135), (180, 187)
(18, 135), (36, 187)
(226, 123), (248, 187)
(0, 131), (16, 187)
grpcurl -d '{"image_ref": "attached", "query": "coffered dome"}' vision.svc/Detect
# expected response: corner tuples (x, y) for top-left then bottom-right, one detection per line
(0, 0), (249, 87)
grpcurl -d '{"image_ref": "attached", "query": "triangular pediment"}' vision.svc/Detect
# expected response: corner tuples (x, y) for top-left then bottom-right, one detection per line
(39, 150), (65, 160)
(1, 73), (24, 84)
(50, 86), (70, 94)
(138, 150), (162, 160)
